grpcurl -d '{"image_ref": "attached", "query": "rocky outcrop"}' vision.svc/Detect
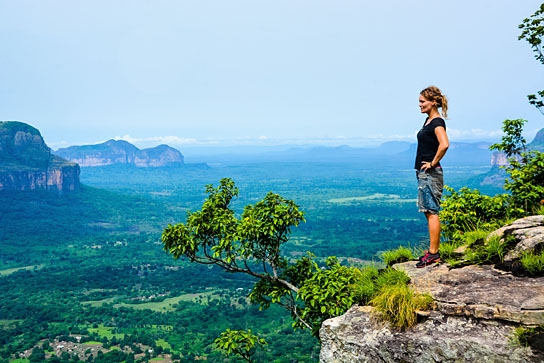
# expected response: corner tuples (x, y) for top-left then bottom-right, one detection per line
(320, 216), (544, 363)
(320, 304), (539, 363)
(489, 127), (544, 168)
(490, 150), (508, 167)
(0, 121), (79, 192)
(493, 215), (544, 262)
(55, 140), (184, 167)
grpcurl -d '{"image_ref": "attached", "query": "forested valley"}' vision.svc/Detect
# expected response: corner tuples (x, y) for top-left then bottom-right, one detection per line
(0, 157), (497, 362)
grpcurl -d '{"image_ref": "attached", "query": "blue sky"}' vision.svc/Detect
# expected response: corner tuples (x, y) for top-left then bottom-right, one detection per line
(1, 0), (543, 150)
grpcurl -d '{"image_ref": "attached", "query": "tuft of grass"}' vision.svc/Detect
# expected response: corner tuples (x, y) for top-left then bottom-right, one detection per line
(465, 235), (507, 265)
(438, 242), (458, 260)
(463, 230), (491, 247)
(443, 258), (464, 268)
(370, 283), (433, 329)
(374, 268), (411, 290)
(520, 251), (544, 276)
(362, 249), (435, 329)
(381, 246), (414, 267)
(357, 266), (380, 305)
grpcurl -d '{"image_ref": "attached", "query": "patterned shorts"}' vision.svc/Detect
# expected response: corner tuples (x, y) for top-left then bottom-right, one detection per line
(416, 168), (444, 215)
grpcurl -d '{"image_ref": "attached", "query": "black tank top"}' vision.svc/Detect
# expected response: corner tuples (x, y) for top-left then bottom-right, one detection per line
(414, 117), (446, 169)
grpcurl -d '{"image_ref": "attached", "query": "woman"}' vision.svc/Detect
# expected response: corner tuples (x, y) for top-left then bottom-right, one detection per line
(415, 86), (449, 268)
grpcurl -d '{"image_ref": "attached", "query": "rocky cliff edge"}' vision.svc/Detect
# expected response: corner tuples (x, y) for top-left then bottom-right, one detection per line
(320, 215), (544, 363)
(0, 121), (80, 192)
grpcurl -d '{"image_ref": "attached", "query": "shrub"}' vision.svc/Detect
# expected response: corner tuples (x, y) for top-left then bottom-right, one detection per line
(438, 241), (458, 260)
(490, 119), (544, 216)
(440, 186), (512, 242)
(503, 150), (544, 215)
(298, 257), (374, 335)
(214, 329), (267, 363)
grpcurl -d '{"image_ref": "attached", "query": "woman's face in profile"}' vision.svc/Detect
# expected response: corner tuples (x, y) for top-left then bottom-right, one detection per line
(419, 95), (434, 115)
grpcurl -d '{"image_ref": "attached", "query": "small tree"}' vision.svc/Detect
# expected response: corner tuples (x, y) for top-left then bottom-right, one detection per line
(490, 118), (544, 214)
(489, 118), (527, 159)
(162, 178), (368, 335)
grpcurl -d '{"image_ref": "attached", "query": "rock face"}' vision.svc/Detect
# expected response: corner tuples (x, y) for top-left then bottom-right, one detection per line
(489, 127), (544, 168)
(319, 216), (544, 363)
(0, 121), (80, 192)
(55, 139), (184, 167)
(490, 151), (508, 167)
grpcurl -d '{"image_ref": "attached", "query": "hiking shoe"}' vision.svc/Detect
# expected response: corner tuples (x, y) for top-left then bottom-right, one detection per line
(416, 251), (440, 268)
(418, 251), (429, 261)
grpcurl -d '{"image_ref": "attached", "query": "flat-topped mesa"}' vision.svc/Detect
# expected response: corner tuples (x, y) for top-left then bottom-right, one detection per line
(0, 121), (80, 192)
(54, 139), (184, 167)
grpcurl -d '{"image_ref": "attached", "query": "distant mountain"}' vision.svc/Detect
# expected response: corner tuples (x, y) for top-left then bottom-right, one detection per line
(189, 141), (493, 168)
(476, 127), (544, 192)
(528, 127), (544, 151)
(0, 121), (80, 192)
(55, 140), (185, 167)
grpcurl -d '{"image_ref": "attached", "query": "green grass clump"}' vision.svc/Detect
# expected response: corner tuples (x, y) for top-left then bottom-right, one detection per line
(381, 246), (413, 267)
(440, 241), (466, 268)
(367, 267), (433, 329)
(464, 234), (507, 265)
(357, 266), (380, 305)
(374, 267), (411, 290)
(370, 283), (433, 329)
(438, 242), (458, 260)
(463, 230), (492, 246)
(520, 251), (544, 276)
(510, 326), (544, 349)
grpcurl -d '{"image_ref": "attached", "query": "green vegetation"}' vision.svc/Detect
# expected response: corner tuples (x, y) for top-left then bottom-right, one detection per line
(463, 234), (508, 265)
(162, 179), (437, 339)
(380, 246), (414, 267)
(5, 155), (464, 362)
(440, 186), (512, 243)
(437, 117), (544, 276)
(518, 3), (544, 114)
(0, 185), (321, 362)
(510, 326), (544, 350)
(520, 250), (544, 275)
(214, 329), (267, 362)
(1, 5), (544, 362)
(370, 284), (433, 329)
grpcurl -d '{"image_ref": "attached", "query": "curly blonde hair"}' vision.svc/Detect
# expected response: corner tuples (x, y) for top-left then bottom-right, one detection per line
(420, 86), (448, 119)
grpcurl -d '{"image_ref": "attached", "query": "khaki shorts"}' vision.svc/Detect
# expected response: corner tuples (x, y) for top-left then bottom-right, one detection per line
(416, 168), (444, 215)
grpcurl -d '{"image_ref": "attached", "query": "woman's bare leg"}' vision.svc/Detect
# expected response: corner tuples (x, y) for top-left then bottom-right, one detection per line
(425, 212), (441, 254)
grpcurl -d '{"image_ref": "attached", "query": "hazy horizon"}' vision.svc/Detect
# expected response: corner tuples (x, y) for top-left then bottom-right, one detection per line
(1, 1), (543, 151)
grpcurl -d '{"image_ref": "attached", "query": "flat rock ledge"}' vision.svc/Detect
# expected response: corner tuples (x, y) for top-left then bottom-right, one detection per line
(396, 262), (544, 326)
(320, 305), (540, 363)
(320, 261), (544, 363)
(320, 216), (544, 362)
